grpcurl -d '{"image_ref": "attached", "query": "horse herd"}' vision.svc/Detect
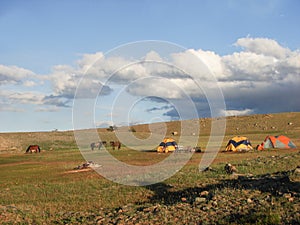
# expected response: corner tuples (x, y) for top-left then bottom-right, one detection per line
(24, 141), (121, 154)
(90, 141), (121, 150)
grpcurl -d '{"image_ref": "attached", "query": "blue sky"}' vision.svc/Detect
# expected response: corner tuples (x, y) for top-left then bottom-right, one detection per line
(0, 0), (300, 132)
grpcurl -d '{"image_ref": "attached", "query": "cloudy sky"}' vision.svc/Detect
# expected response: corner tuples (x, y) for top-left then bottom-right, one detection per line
(0, 0), (299, 132)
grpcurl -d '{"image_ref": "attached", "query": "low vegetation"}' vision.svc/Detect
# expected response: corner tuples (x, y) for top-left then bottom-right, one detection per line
(0, 112), (299, 224)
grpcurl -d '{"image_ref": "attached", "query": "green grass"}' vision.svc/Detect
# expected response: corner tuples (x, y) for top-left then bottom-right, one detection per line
(0, 112), (300, 224)
(1, 147), (299, 224)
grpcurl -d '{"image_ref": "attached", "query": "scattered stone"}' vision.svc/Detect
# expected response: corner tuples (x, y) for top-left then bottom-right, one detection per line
(200, 191), (209, 197)
(247, 198), (253, 204)
(294, 166), (300, 175)
(195, 197), (206, 203)
(283, 193), (292, 199)
(211, 201), (218, 207)
(224, 163), (238, 174)
(201, 206), (210, 211)
(203, 166), (215, 172)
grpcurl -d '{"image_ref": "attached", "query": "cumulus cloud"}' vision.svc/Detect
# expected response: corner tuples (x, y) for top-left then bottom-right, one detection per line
(35, 106), (60, 112)
(126, 77), (186, 99)
(0, 64), (35, 85)
(216, 37), (300, 114)
(45, 37), (300, 119)
(1, 37), (299, 119)
(146, 105), (173, 113)
(0, 104), (25, 112)
(49, 63), (113, 99)
(221, 109), (254, 117)
(0, 89), (70, 112)
(94, 120), (114, 128)
(23, 80), (38, 87)
(235, 37), (292, 59)
(5, 91), (45, 105)
(0, 90), (43, 112)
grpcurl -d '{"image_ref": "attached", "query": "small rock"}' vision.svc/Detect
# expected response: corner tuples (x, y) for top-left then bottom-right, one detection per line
(211, 201), (218, 207)
(181, 197), (187, 202)
(195, 197), (207, 203)
(201, 206), (210, 211)
(225, 163), (238, 174)
(211, 196), (217, 201)
(294, 167), (300, 175)
(203, 166), (214, 172)
(283, 193), (292, 199)
(200, 191), (209, 197)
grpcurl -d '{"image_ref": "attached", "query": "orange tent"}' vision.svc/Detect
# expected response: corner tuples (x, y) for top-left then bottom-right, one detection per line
(157, 138), (177, 153)
(256, 135), (296, 150)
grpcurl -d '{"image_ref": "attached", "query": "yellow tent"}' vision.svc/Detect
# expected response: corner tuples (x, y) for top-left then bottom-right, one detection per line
(157, 138), (177, 153)
(225, 136), (253, 152)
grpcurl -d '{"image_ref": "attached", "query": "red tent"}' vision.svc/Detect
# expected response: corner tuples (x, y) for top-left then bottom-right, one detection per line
(256, 135), (296, 150)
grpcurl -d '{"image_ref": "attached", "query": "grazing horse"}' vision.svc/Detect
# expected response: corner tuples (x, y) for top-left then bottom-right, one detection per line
(90, 141), (107, 150)
(26, 145), (41, 153)
(110, 141), (121, 150)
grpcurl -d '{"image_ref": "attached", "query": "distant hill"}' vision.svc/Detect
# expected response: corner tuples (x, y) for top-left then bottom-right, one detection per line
(1, 112), (299, 153)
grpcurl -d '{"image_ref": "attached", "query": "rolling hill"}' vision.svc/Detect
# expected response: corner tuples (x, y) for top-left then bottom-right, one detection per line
(0, 112), (299, 153)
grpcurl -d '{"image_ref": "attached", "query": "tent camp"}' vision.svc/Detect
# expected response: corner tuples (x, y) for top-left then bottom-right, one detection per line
(157, 138), (178, 153)
(256, 135), (296, 150)
(225, 136), (253, 152)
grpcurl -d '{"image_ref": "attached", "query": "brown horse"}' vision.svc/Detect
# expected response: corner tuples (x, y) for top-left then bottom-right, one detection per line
(90, 141), (107, 150)
(26, 145), (41, 153)
(110, 141), (121, 150)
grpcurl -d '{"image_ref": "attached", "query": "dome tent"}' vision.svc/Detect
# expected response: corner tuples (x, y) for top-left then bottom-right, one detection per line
(256, 135), (296, 150)
(157, 138), (178, 153)
(225, 136), (253, 152)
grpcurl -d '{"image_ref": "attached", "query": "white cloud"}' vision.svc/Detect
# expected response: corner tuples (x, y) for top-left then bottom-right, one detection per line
(49, 63), (112, 99)
(0, 104), (25, 112)
(0, 90), (44, 112)
(221, 109), (254, 117)
(186, 49), (227, 79)
(23, 80), (37, 87)
(0, 89), (70, 112)
(222, 52), (278, 81)
(170, 49), (213, 80)
(94, 120), (114, 128)
(144, 50), (163, 61)
(2, 91), (44, 105)
(0, 64), (35, 85)
(56, 38), (300, 118)
(1, 37), (299, 118)
(235, 37), (292, 59)
(126, 77), (192, 99)
(76, 52), (105, 73)
(35, 106), (60, 112)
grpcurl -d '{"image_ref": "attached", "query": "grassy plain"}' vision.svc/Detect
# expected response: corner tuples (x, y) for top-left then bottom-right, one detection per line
(0, 112), (299, 224)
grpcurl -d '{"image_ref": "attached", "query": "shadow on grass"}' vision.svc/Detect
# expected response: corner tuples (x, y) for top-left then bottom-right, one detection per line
(144, 171), (300, 205)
